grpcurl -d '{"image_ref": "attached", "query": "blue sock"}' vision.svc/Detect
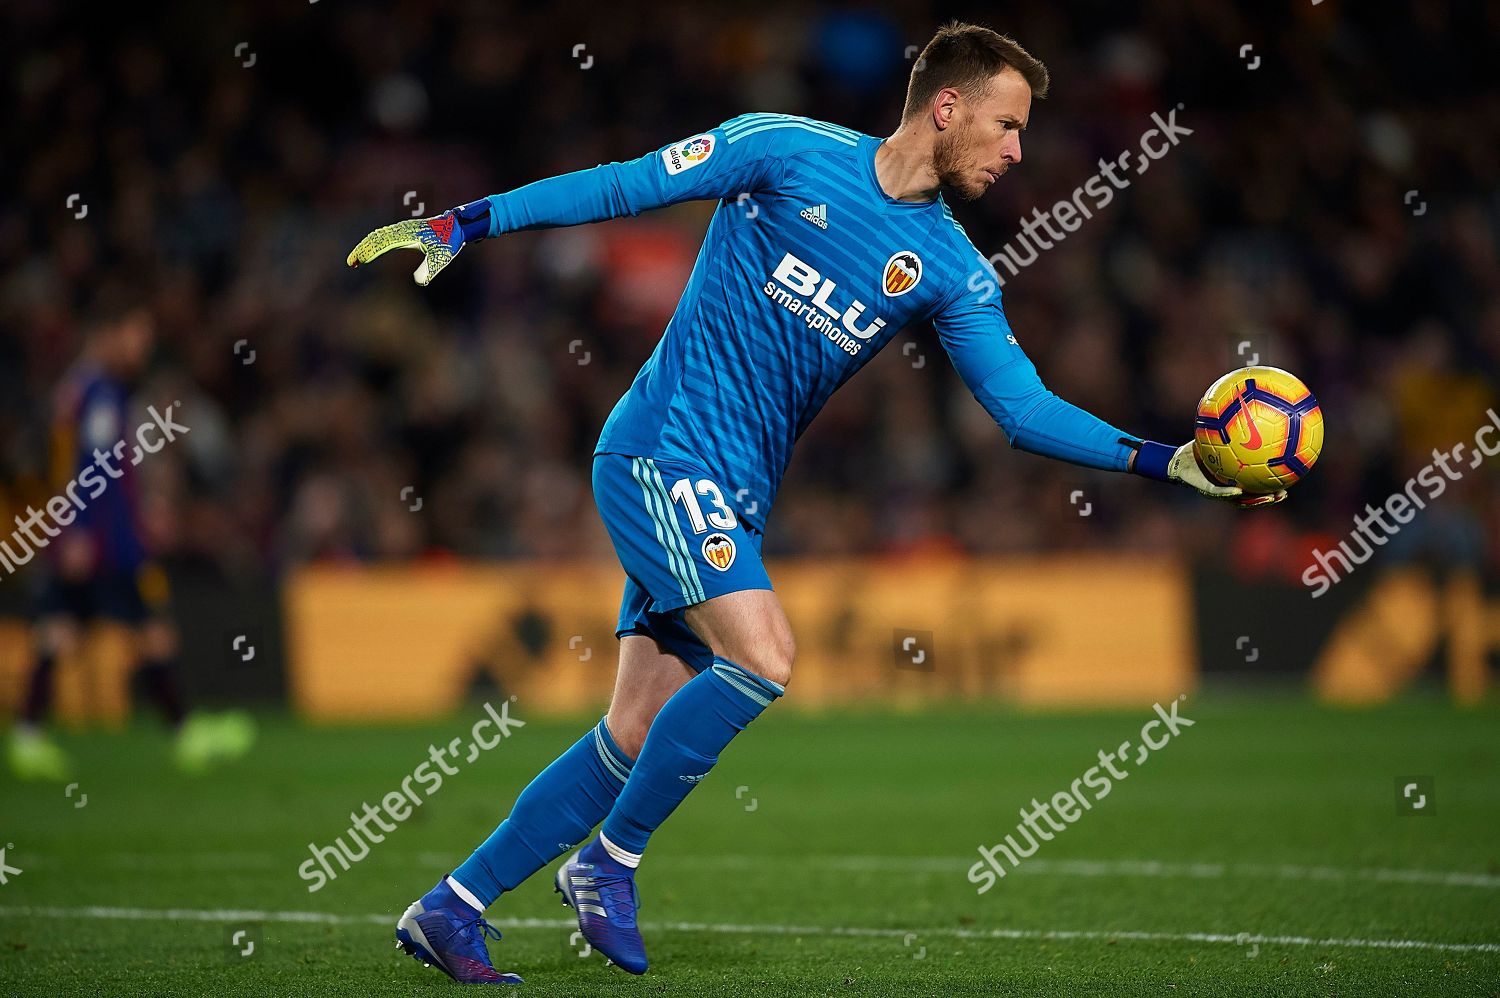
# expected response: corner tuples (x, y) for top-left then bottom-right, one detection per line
(450, 716), (633, 907)
(600, 657), (783, 858)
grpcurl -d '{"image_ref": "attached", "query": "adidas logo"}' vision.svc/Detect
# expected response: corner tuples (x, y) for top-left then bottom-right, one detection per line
(679, 773), (707, 784)
(799, 203), (828, 229)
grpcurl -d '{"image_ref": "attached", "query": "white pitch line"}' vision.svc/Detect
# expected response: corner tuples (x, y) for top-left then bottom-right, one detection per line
(0, 904), (1495, 955)
(641, 855), (1500, 890)
(24, 852), (1500, 890)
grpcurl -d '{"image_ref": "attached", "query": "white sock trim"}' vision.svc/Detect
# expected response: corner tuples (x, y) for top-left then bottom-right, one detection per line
(445, 875), (485, 913)
(599, 832), (642, 869)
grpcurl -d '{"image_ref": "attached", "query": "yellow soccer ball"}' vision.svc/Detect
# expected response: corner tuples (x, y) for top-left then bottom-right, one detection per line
(1193, 366), (1324, 494)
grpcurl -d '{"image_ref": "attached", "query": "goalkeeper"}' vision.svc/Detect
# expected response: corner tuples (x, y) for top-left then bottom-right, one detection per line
(348, 21), (1281, 986)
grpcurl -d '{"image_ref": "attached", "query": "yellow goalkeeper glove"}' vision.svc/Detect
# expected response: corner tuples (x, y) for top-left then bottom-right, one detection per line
(346, 200), (492, 286)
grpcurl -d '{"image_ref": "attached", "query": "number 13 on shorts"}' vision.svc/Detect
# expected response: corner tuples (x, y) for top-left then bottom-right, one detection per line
(594, 454), (771, 611)
(668, 477), (740, 571)
(668, 477), (738, 533)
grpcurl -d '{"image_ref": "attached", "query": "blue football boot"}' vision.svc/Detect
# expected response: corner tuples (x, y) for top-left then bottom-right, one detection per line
(554, 839), (648, 974)
(395, 877), (523, 985)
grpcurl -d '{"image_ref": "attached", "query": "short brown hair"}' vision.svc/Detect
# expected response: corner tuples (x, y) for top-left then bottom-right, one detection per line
(902, 22), (1049, 121)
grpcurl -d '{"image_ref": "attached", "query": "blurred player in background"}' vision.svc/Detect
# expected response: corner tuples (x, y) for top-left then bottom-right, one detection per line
(6, 293), (254, 780)
(348, 21), (1278, 985)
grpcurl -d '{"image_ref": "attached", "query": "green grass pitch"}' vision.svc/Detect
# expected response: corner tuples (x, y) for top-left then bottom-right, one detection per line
(1, 697), (1497, 996)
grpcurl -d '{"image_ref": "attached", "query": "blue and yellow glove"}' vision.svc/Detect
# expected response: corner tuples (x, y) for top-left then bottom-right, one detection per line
(346, 199), (493, 286)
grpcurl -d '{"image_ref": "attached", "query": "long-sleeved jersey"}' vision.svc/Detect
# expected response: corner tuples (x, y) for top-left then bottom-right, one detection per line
(480, 113), (1139, 531)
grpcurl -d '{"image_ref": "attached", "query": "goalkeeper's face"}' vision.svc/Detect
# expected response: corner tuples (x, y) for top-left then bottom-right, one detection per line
(933, 68), (1031, 201)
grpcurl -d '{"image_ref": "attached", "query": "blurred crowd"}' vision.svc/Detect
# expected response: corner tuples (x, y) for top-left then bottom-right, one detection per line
(2, 0), (1497, 582)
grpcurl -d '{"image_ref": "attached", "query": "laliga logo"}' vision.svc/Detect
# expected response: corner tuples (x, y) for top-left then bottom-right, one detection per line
(662, 133), (714, 175)
(770, 253), (887, 339)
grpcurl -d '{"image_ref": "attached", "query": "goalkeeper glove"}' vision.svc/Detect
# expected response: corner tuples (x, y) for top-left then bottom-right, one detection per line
(346, 199), (493, 286)
(1133, 441), (1286, 508)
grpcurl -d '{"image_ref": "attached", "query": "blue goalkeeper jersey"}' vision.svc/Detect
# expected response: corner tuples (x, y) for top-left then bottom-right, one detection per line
(482, 113), (1140, 531)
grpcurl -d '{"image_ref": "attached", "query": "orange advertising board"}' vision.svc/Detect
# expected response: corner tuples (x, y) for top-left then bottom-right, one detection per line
(286, 559), (1196, 719)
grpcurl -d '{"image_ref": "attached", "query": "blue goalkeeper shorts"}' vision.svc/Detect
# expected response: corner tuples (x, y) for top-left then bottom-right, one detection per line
(592, 452), (772, 672)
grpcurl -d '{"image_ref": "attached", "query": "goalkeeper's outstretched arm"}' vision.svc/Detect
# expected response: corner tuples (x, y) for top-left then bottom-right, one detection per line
(932, 279), (1284, 506)
(347, 118), (783, 285)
